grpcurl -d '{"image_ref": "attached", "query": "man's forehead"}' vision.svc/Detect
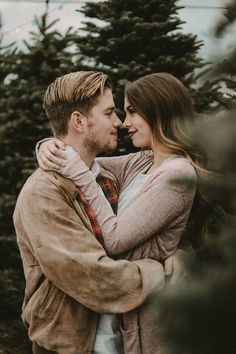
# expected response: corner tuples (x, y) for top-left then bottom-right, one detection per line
(96, 89), (115, 109)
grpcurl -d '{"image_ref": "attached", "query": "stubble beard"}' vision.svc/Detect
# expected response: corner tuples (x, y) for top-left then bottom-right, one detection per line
(83, 134), (98, 156)
(85, 122), (118, 155)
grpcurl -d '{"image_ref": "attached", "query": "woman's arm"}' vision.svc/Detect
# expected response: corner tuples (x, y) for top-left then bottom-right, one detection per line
(96, 153), (139, 187)
(61, 148), (196, 257)
(36, 138), (68, 171)
(35, 138), (144, 187)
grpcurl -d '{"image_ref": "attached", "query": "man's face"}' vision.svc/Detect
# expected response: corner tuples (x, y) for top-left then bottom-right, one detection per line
(84, 89), (122, 154)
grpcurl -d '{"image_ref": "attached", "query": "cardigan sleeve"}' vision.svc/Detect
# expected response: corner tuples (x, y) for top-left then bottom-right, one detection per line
(60, 150), (197, 257)
(96, 151), (149, 188)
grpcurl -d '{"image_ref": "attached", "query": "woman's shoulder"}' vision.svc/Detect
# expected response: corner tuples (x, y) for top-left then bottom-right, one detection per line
(164, 156), (196, 172)
(159, 156), (197, 187)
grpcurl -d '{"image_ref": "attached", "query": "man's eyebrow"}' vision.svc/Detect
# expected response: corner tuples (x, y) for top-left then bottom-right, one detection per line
(103, 106), (116, 112)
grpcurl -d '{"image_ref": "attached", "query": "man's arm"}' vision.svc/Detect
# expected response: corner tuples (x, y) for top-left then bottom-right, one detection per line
(13, 172), (165, 314)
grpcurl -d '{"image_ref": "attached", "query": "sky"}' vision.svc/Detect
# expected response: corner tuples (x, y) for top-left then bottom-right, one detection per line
(0, 0), (234, 61)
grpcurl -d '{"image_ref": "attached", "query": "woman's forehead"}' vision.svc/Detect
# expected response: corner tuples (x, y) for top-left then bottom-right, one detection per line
(124, 95), (130, 107)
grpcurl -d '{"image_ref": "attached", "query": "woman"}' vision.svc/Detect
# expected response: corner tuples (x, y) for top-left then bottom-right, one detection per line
(37, 73), (206, 353)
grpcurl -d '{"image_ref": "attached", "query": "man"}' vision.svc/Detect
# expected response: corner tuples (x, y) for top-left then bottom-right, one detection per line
(14, 71), (184, 354)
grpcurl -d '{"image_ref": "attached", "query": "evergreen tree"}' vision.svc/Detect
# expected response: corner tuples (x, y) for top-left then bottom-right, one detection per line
(75, 0), (227, 154)
(192, 0), (236, 113)
(0, 12), (79, 352)
(153, 110), (236, 354)
(214, 0), (236, 98)
(76, 0), (205, 110)
(152, 3), (236, 352)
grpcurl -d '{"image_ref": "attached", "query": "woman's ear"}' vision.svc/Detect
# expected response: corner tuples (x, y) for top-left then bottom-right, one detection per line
(70, 111), (87, 133)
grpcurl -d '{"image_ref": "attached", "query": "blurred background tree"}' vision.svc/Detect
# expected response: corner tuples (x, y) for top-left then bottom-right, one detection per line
(76, 0), (230, 153)
(76, 0), (207, 155)
(77, 0), (204, 87)
(213, 0), (236, 101)
(0, 0), (235, 352)
(192, 0), (236, 113)
(0, 5), (80, 352)
(153, 1), (236, 353)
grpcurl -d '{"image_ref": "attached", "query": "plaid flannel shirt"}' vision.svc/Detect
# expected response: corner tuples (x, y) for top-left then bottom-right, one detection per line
(76, 174), (118, 245)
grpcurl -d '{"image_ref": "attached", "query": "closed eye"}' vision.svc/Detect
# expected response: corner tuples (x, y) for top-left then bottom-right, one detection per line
(127, 106), (136, 114)
(105, 111), (114, 117)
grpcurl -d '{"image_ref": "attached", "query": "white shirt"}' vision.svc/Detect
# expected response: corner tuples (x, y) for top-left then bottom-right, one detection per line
(90, 160), (123, 354)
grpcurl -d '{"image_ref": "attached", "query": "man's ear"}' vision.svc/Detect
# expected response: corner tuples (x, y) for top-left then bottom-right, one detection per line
(70, 111), (87, 133)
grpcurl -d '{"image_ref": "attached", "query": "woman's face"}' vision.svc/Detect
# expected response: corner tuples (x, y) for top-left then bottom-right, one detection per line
(123, 96), (153, 148)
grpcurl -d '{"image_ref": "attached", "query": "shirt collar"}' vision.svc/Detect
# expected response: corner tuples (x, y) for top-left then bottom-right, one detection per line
(90, 160), (100, 179)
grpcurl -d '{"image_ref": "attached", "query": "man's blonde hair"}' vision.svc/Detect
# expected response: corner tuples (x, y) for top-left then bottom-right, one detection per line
(43, 71), (112, 137)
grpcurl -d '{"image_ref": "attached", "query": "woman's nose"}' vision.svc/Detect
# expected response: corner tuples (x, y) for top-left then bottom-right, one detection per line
(123, 116), (131, 128)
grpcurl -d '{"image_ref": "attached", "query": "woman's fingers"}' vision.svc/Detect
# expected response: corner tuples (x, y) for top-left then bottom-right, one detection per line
(54, 138), (65, 150)
(164, 255), (173, 276)
(38, 152), (60, 170)
(165, 249), (190, 287)
(39, 139), (67, 169)
(45, 147), (66, 165)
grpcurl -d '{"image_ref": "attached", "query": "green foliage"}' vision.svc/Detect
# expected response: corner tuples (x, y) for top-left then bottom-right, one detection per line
(76, 0), (205, 110)
(215, 0), (236, 37)
(152, 3), (236, 352)
(75, 0), (234, 151)
(0, 319), (31, 353)
(0, 1), (235, 352)
(151, 108), (236, 353)
(192, 0), (236, 113)
(0, 16), (79, 235)
(154, 217), (236, 354)
(75, 0), (214, 156)
(0, 267), (24, 318)
(0, 13), (81, 353)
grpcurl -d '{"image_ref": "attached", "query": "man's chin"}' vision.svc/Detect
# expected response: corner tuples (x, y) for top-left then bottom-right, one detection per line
(109, 142), (118, 151)
(99, 143), (117, 154)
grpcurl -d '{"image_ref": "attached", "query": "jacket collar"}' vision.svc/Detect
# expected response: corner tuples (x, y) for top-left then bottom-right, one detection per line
(48, 160), (101, 200)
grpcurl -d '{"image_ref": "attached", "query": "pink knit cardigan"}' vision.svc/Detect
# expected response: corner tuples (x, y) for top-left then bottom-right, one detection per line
(61, 150), (197, 354)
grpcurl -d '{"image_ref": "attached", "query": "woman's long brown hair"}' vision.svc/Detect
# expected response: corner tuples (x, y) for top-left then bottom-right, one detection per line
(125, 73), (207, 174)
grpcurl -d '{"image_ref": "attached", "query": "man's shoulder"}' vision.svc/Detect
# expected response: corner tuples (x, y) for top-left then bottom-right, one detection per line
(18, 168), (44, 196)
(16, 168), (78, 203)
(19, 168), (56, 193)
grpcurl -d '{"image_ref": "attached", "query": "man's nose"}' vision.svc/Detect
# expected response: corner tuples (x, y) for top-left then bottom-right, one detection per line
(113, 114), (122, 128)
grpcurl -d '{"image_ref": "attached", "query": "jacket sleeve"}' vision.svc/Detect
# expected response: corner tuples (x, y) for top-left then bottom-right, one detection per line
(60, 154), (197, 257)
(13, 174), (165, 314)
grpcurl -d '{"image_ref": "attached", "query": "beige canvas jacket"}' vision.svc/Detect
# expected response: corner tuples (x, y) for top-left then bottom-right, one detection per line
(13, 167), (165, 354)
